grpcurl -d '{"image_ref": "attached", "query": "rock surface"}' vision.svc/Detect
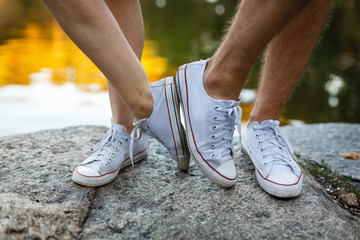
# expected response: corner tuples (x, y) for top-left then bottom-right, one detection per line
(0, 124), (359, 239)
(282, 123), (360, 180)
(0, 126), (101, 239)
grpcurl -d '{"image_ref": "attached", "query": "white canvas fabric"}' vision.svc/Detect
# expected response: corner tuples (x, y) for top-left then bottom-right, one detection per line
(131, 77), (190, 171)
(241, 120), (303, 197)
(72, 124), (147, 187)
(176, 59), (241, 187)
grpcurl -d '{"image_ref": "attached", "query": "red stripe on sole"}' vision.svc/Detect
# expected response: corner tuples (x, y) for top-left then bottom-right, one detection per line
(256, 168), (302, 186)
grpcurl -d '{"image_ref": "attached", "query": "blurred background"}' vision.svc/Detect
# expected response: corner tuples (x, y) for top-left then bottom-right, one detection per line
(0, 0), (359, 137)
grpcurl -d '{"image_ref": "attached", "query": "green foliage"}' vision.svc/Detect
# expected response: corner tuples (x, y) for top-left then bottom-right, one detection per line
(299, 156), (359, 205)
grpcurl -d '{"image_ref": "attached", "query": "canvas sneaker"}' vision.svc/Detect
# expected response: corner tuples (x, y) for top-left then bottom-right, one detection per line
(241, 120), (303, 198)
(72, 124), (147, 187)
(175, 59), (241, 188)
(131, 77), (190, 171)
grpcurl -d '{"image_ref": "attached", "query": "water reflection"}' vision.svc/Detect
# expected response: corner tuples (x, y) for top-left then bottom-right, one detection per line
(0, 21), (168, 89)
(0, 0), (359, 137)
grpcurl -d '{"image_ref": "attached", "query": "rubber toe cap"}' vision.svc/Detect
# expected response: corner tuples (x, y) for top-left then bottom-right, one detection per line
(76, 166), (100, 177)
(215, 160), (237, 180)
(267, 166), (299, 185)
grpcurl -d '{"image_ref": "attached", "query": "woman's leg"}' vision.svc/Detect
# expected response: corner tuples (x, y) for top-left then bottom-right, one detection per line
(105, 0), (144, 133)
(41, 0), (152, 121)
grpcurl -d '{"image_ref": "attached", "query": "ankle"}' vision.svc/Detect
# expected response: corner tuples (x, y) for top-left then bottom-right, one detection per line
(203, 58), (244, 101)
(134, 94), (153, 121)
(122, 124), (135, 135)
(248, 110), (280, 126)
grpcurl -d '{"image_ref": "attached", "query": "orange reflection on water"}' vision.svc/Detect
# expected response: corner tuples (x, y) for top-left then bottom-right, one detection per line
(0, 20), (261, 124)
(0, 21), (168, 90)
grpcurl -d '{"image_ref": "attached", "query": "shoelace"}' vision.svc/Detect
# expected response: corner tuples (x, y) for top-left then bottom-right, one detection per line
(91, 128), (127, 167)
(254, 125), (297, 167)
(130, 119), (149, 166)
(211, 104), (242, 160)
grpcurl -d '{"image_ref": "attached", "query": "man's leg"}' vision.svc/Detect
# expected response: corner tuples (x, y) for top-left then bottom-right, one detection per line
(203, 0), (310, 100)
(249, 0), (333, 124)
(176, 0), (312, 187)
(240, 0), (332, 197)
(105, 0), (144, 133)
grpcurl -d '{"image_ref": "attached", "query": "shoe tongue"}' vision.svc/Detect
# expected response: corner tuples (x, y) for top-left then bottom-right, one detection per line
(106, 124), (128, 143)
(112, 124), (127, 134)
(260, 119), (280, 127)
(219, 99), (240, 108)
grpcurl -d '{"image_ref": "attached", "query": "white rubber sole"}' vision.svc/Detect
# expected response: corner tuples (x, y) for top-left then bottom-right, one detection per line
(175, 65), (237, 188)
(241, 147), (303, 198)
(163, 77), (190, 171)
(72, 150), (147, 187)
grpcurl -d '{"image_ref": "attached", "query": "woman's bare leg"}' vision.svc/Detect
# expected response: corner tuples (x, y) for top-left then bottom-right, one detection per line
(41, 0), (152, 121)
(105, 0), (145, 133)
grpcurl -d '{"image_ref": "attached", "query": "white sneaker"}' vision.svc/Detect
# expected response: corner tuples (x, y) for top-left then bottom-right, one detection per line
(131, 77), (190, 171)
(72, 124), (147, 187)
(176, 59), (241, 187)
(241, 120), (303, 198)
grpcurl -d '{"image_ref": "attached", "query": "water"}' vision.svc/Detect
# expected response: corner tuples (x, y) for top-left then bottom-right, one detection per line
(0, 0), (359, 137)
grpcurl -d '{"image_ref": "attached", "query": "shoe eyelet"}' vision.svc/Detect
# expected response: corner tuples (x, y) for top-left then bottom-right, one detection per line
(125, 138), (129, 142)
(260, 148), (263, 152)
(263, 163), (267, 166)
(262, 155), (265, 159)
(111, 152), (116, 157)
(255, 134), (259, 138)
(115, 147), (120, 152)
(146, 125), (150, 129)
(214, 106), (219, 111)
(211, 153), (216, 158)
(213, 116), (218, 121)
(211, 135), (216, 140)
(211, 144), (215, 149)
(258, 141), (261, 144)
(109, 158), (113, 162)
(105, 163), (110, 167)
(124, 154), (127, 158)
(212, 125), (217, 130)
(252, 127), (256, 131)
(119, 142), (124, 147)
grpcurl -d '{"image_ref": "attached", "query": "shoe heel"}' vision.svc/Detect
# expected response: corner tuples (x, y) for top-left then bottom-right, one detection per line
(164, 76), (190, 171)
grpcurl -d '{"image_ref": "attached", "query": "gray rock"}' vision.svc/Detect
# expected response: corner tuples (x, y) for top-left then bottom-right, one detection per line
(282, 123), (360, 180)
(0, 126), (103, 239)
(0, 125), (359, 239)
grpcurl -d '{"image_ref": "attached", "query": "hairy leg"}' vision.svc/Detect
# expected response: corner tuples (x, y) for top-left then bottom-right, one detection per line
(105, 0), (145, 133)
(204, 0), (310, 100)
(249, 0), (333, 124)
(41, 0), (152, 120)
